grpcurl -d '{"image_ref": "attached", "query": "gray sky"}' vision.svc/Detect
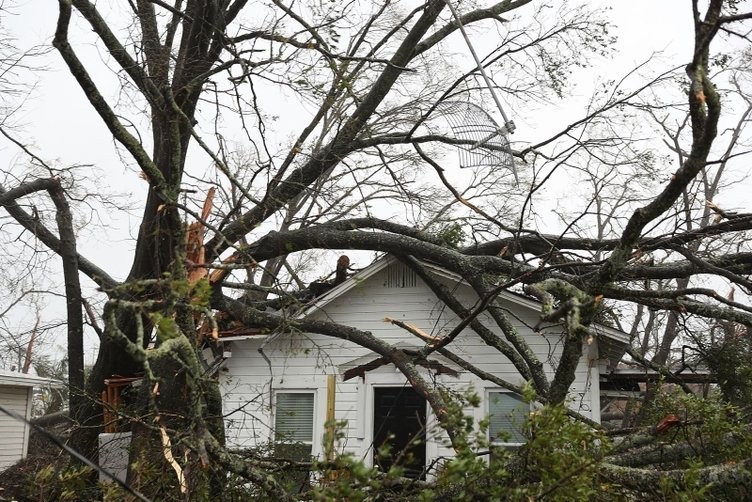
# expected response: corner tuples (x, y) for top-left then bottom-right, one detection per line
(0, 1), (745, 368)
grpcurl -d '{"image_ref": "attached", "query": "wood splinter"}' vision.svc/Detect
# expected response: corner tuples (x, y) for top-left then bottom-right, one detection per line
(160, 425), (187, 494)
(383, 317), (441, 343)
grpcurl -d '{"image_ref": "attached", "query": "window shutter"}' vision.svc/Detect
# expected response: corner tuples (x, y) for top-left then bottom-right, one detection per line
(275, 393), (314, 443)
(488, 392), (527, 443)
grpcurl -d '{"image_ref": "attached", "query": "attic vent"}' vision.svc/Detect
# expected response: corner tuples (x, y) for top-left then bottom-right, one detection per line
(385, 263), (417, 288)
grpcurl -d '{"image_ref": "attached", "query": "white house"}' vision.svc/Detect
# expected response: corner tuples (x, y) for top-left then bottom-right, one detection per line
(0, 369), (61, 471)
(219, 255), (629, 477)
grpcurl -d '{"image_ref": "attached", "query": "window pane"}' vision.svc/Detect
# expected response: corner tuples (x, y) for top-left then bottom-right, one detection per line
(275, 393), (314, 443)
(488, 392), (527, 443)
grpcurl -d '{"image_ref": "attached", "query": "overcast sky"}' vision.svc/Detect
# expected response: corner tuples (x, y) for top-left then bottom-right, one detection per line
(2, 1), (701, 272)
(0, 1), (744, 367)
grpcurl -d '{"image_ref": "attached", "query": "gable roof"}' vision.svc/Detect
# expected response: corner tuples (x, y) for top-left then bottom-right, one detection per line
(222, 254), (629, 364)
(300, 254), (629, 345)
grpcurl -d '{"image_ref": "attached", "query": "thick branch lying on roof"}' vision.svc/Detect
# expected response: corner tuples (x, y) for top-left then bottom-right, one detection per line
(238, 217), (752, 284)
(464, 273), (551, 397)
(229, 223), (752, 331)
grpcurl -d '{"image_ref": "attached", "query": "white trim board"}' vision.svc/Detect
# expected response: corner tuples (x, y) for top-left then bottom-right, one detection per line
(0, 369), (63, 388)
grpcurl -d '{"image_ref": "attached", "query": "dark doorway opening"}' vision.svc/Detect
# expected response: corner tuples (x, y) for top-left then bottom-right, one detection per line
(373, 386), (427, 479)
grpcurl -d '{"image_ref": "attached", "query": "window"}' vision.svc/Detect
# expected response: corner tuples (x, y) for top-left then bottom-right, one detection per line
(488, 391), (529, 447)
(274, 392), (314, 461)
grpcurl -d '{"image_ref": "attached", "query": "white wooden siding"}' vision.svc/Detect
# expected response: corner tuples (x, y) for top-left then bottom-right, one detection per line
(222, 261), (602, 469)
(0, 386), (31, 470)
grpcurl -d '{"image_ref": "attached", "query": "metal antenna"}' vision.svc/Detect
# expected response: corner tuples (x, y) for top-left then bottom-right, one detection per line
(444, 0), (516, 135)
(432, 101), (517, 181)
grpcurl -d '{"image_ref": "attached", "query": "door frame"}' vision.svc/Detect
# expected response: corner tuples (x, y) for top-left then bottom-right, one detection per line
(361, 369), (437, 470)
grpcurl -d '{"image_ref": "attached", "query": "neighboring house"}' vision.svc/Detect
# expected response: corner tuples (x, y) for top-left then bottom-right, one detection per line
(599, 365), (716, 428)
(219, 255), (629, 476)
(0, 369), (61, 470)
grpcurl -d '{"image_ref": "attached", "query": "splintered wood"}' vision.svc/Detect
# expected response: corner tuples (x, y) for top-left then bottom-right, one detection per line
(383, 317), (441, 344)
(186, 187), (216, 286)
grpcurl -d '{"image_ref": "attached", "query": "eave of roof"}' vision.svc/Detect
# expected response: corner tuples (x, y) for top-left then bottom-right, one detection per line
(0, 369), (64, 388)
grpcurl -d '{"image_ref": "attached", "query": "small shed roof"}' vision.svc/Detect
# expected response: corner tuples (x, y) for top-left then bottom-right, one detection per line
(0, 369), (62, 388)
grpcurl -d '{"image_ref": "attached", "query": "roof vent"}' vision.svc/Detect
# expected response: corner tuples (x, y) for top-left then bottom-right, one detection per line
(385, 263), (417, 288)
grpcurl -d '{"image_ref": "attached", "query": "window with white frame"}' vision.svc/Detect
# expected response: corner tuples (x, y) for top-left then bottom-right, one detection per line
(274, 392), (314, 461)
(487, 391), (529, 447)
